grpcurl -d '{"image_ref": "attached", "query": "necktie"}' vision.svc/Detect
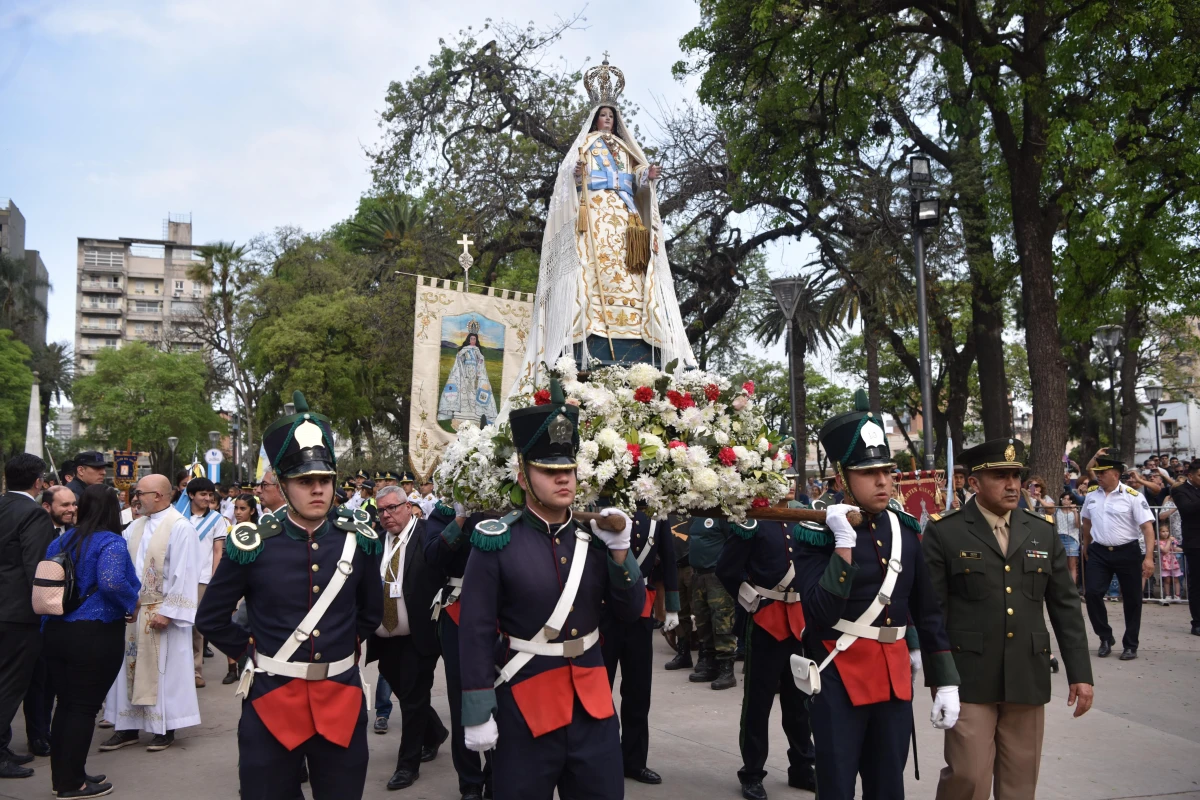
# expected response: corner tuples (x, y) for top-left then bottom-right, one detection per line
(382, 540), (402, 633)
(993, 521), (1009, 557)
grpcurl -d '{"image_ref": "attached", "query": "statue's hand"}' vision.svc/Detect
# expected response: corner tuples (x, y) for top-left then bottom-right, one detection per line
(648, 164), (661, 180)
(574, 161), (584, 180)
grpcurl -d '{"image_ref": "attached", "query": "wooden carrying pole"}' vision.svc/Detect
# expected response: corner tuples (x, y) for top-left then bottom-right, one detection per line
(576, 506), (862, 532)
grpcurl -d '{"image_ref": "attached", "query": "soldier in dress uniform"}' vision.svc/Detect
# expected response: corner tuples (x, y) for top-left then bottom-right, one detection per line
(457, 378), (646, 799)
(400, 471), (420, 502)
(793, 391), (961, 800)
(923, 438), (1093, 799)
(600, 510), (680, 786)
(197, 391), (384, 800)
(717, 517), (816, 799)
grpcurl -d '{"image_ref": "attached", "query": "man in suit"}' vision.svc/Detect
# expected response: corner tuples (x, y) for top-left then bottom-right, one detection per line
(366, 485), (448, 790)
(923, 438), (1094, 800)
(0, 454), (56, 778)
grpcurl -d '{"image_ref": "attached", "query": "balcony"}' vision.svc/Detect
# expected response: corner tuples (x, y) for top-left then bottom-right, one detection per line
(78, 341), (120, 353)
(79, 280), (123, 293)
(79, 323), (122, 334)
(82, 302), (123, 315)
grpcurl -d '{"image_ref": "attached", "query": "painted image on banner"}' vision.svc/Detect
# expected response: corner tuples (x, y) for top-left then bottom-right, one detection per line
(436, 312), (504, 431)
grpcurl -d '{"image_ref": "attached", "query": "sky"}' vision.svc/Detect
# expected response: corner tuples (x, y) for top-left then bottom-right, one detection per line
(0, 0), (806, 363)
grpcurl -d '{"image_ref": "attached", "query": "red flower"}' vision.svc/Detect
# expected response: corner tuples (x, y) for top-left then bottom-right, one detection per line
(718, 446), (738, 467)
(533, 389), (551, 406)
(752, 496), (770, 509)
(782, 452), (793, 467)
(704, 383), (721, 402)
(634, 386), (654, 403)
(668, 440), (687, 449)
(666, 390), (685, 409)
(627, 443), (642, 465)
(742, 381), (756, 395)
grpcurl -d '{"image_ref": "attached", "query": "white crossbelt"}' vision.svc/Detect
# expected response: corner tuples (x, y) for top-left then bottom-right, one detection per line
(792, 511), (904, 695)
(739, 562), (797, 611)
(635, 521), (657, 567)
(234, 529), (359, 698)
(431, 576), (465, 621)
(494, 525), (592, 688)
(506, 628), (600, 658)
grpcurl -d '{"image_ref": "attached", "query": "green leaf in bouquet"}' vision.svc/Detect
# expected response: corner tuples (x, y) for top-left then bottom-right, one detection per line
(664, 358), (679, 375)
(650, 424), (665, 436)
(654, 375), (671, 397)
(626, 429), (639, 445)
(641, 445), (659, 459)
(508, 483), (526, 506)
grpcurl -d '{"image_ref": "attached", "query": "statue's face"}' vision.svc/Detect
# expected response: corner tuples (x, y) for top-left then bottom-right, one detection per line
(595, 107), (615, 132)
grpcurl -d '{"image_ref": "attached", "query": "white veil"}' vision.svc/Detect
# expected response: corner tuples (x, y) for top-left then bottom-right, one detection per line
(502, 102), (696, 414)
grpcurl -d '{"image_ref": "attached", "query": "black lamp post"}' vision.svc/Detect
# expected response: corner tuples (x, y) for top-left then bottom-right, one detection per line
(909, 155), (941, 469)
(1092, 325), (1123, 446)
(770, 276), (806, 485)
(1145, 384), (1164, 462)
(231, 413), (241, 485)
(167, 436), (179, 482)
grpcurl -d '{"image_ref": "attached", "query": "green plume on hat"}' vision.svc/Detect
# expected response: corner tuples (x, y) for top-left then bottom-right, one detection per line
(853, 389), (869, 412)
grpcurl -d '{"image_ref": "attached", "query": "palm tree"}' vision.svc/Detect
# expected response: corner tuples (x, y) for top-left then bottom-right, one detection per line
(752, 271), (841, 485)
(343, 196), (426, 281)
(30, 342), (74, 442)
(0, 252), (50, 333)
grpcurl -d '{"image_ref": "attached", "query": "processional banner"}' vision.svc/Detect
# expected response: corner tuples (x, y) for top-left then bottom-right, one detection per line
(407, 276), (534, 481)
(896, 469), (945, 527)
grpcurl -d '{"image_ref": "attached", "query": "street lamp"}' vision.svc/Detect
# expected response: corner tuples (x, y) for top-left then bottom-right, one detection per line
(770, 276), (806, 484)
(231, 413), (241, 485)
(167, 436), (179, 481)
(1145, 384), (1164, 462)
(909, 155), (941, 470)
(1092, 325), (1123, 446)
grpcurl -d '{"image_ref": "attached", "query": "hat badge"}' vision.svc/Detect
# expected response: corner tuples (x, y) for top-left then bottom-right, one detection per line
(294, 420), (325, 449)
(548, 413), (574, 445)
(1004, 443), (1016, 462)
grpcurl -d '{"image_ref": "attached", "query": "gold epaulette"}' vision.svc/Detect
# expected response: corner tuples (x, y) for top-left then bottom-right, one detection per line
(1022, 507), (1054, 524)
(1087, 485), (1100, 493)
(929, 507), (962, 523)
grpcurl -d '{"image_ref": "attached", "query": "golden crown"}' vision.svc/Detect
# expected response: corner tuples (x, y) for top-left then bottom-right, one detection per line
(466, 317), (481, 335)
(583, 53), (625, 106)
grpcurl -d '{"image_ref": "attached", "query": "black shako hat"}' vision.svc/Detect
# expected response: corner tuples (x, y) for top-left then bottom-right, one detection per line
(74, 450), (109, 468)
(958, 438), (1026, 473)
(818, 390), (895, 471)
(510, 377), (579, 470)
(262, 391), (337, 479)
(1093, 451), (1125, 473)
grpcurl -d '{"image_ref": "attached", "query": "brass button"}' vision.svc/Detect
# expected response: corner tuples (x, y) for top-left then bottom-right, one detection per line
(560, 556), (568, 564)
(1007, 608), (1014, 616)
(1004, 565), (1011, 573)
(954, 645), (961, 652)
(788, 546), (794, 553)
(311, 542), (318, 550)
(311, 564), (319, 572)
(1108, 546), (1114, 551)
(570, 628), (578, 637)
(841, 571), (847, 577)
(838, 577), (845, 583)
(1037, 567), (1043, 573)
(555, 538), (561, 544)
(881, 558), (887, 565)
(312, 629), (320, 637)
(876, 540), (883, 547)
(313, 586), (320, 593)
(570, 605), (574, 612)
(886, 618), (892, 625)
(965, 568), (971, 574)
(1007, 632), (1014, 639)
(870, 523), (876, 530)
(314, 653), (322, 661)
(1005, 587), (1012, 594)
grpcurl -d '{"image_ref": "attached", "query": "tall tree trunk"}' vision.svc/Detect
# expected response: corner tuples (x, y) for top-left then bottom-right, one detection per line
(789, 323), (808, 486)
(970, 271), (1011, 439)
(1071, 342), (1100, 462)
(864, 321), (883, 418)
(1119, 305), (1144, 461)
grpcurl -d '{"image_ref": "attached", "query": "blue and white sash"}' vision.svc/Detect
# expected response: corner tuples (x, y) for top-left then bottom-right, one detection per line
(587, 137), (639, 215)
(193, 509), (226, 542)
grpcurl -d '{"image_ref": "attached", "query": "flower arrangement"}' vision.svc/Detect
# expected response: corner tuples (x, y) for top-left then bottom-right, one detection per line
(435, 357), (792, 522)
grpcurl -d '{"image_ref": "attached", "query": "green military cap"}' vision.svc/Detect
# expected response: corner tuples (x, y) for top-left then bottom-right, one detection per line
(510, 377), (579, 469)
(958, 438), (1025, 474)
(818, 389), (894, 471)
(261, 391), (337, 478)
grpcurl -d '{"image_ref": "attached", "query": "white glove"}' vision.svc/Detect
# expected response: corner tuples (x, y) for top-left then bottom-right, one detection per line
(826, 503), (860, 550)
(464, 715), (498, 752)
(453, 502), (467, 519)
(931, 686), (960, 730)
(590, 508), (632, 551)
(663, 611), (680, 632)
(909, 649), (923, 674)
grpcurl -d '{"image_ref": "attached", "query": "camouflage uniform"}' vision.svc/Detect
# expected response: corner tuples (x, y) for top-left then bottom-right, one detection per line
(687, 518), (736, 683)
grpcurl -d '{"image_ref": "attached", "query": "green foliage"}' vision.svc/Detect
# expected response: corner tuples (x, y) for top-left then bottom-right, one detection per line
(71, 343), (225, 470)
(0, 330), (34, 460)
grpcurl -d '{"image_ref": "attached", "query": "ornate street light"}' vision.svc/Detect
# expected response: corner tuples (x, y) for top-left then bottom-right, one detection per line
(909, 155), (941, 469)
(1145, 384), (1164, 462)
(167, 436), (179, 482)
(770, 276), (806, 481)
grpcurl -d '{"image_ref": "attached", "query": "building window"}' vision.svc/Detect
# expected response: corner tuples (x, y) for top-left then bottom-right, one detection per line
(83, 249), (123, 268)
(192, 281), (202, 297)
(135, 323), (145, 335)
(1162, 420), (1179, 438)
(131, 300), (162, 313)
(174, 280), (184, 293)
(135, 280), (146, 294)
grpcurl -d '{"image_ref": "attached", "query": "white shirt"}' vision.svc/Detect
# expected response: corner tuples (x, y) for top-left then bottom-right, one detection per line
(189, 509), (230, 584)
(219, 497), (236, 524)
(1081, 482), (1154, 546)
(375, 519), (417, 638)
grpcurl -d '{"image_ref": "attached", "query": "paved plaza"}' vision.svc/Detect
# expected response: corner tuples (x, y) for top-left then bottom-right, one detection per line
(3, 604), (1198, 800)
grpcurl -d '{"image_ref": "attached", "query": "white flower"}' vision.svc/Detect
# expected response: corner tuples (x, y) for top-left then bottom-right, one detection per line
(596, 427), (625, 453)
(692, 468), (719, 493)
(555, 355), (578, 381)
(757, 437), (771, 453)
(679, 406), (706, 431)
(579, 440), (600, 461)
(595, 461), (617, 483)
(627, 363), (659, 387)
(713, 429), (730, 445)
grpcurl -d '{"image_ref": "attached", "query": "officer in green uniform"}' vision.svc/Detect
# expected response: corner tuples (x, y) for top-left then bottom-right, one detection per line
(923, 438), (1094, 800)
(687, 517), (737, 689)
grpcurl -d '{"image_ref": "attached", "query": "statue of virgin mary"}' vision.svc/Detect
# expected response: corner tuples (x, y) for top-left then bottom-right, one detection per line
(508, 56), (696, 402)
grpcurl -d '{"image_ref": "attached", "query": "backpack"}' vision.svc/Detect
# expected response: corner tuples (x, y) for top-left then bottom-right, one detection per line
(32, 541), (87, 617)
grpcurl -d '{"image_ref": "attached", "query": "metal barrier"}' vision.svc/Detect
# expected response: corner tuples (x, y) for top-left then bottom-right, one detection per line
(1070, 504), (1190, 606)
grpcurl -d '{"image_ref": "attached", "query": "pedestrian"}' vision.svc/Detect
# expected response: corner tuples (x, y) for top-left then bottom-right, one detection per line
(457, 378), (645, 800)
(923, 438), (1094, 800)
(792, 392), (960, 800)
(365, 485), (448, 790)
(687, 516), (739, 690)
(1157, 524), (1182, 600)
(662, 518), (695, 670)
(41, 487), (77, 536)
(1025, 476), (1050, 511)
(602, 511), (680, 786)
(42, 484), (139, 799)
(0, 454), (55, 779)
(170, 469), (192, 511)
(99, 473), (203, 753)
(1163, 460), (1200, 635)
(57, 461), (76, 491)
(1080, 450), (1157, 660)
(717, 513), (816, 799)
(219, 485), (237, 524)
(183, 477), (230, 688)
(425, 503), (493, 800)
(1053, 491), (1082, 585)
(233, 493), (259, 525)
(255, 469), (287, 520)
(66, 452), (108, 501)
(196, 392), (383, 800)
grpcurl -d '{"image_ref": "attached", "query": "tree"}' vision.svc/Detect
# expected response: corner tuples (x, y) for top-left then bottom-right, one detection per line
(71, 343), (225, 470)
(0, 329), (34, 463)
(29, 341), (74, 444)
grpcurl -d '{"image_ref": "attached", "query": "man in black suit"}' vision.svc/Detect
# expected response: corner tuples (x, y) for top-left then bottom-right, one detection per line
(366, 485), (448, 791)
(0, 454), (56, 779)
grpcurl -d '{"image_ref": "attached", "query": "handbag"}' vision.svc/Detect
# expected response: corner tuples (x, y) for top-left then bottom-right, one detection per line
(32, 543), (87, 616)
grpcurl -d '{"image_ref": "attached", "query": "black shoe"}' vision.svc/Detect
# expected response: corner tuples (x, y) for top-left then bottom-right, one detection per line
(29, 738), (50, 757)
(625, 767), (662, 784)
(0, 747), (34, 765)
(741, 779), (768, 800)
(374, 716), (389, 734)
(56, 780), (114, 798)
(203, 645), (214, 658)
(1191, 624), (1200, 636)
(0, 760), (34, 779)
(85, 773), (106, 784)
(222, 668), (239, 685)
(1119, 647), (1137, 660)
(689, 650), (718, 682)
(462, 788), (484, 800)
(97, 731), (139, 752)
(711, 659), (737, 690)
(146, 732), (174, 752)
(664, 647), (693, 670)
(1049, 655), (1059, 674)
(421, 725), (449, 762)
(387, 768), (418, 790)
(788, 764), (817, 791)
(1097, 638), (1113, 658)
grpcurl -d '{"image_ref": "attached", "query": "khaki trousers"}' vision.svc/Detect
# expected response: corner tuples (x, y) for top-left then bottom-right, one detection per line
(936, 701), (1045, 800)
(192, 583), (208, 678)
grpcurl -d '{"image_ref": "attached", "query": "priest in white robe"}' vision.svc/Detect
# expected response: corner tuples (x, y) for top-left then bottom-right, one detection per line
(100, 473), (202, 751)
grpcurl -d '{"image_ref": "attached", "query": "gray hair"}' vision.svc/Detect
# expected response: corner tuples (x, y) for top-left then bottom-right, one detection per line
(376, 485), (408, 504)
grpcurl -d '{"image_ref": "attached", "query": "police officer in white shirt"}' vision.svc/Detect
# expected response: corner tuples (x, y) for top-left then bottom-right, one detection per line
(1080, 452), (1156, 660)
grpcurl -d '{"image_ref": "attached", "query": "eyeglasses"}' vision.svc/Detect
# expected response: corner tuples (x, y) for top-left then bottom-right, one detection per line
(379, 503), (409, 517)
(257, 481), (278, 488)
(131, 490), (163, 498)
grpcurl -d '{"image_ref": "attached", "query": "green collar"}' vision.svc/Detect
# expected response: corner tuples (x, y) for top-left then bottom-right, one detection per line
(281, 514), (331, 542)
(521, 506), (572, 536)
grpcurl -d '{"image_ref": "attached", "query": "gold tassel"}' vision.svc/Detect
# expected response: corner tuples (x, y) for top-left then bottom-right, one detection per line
(625, 213), (650, 274)
(576, 147), (589, 233)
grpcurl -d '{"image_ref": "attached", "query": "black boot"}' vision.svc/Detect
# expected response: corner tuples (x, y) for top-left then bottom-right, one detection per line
(710, 658), (737, 690)
(664, 638), (693, 670)
(689, 649), (718, 682)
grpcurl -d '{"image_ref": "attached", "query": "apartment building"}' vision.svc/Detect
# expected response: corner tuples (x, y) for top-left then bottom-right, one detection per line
(0, 198), (50, 349)
(74, 213), (209, 380)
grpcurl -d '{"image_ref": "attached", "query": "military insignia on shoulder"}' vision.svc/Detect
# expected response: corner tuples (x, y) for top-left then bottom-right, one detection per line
(434, 502), (457, 518)
(896, 510), (922, 532)
(226, 522), (264, 564)
(930, 507), (961, 522)
(1125, 486), (1139, 496)
(333, 507), (382, 555)
(1087, 485), (1099, 493)
(352, 508), (371, 524)
(1021, 507), (1053, 524)
(471, 516), (512, 552)
(731, 519), (757, 540)
(793, 522), (832, 547)
(259, 515), (283, 537)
